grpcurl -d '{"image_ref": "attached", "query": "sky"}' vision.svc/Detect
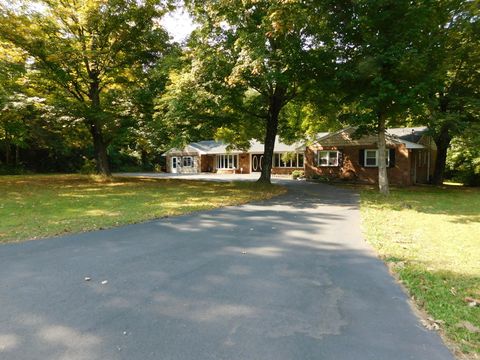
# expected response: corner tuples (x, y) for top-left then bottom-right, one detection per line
(1, 1), (197, 44)
(160, 8), (197, 43)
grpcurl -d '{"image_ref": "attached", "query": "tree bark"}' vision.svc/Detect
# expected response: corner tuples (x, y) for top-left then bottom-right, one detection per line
(88, 80), (111, 176)
(257, 89), (284, 184)
(5, 142), (10, 166)
(377, 113), (389, 195)
(89, 123), (111, 176)
(15, 145), (20, 166)
(432, 125), (451, 186)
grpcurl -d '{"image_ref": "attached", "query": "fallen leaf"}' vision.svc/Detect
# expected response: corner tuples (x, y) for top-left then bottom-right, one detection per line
(464, 297), (480, 307)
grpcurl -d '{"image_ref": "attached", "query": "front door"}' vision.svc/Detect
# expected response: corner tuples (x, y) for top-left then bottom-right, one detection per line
(251, 154), (264, 172)
(171, 157), (179, 173)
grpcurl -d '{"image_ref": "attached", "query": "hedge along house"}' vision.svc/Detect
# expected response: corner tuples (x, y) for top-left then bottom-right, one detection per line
(305, 127), (437, 185)
(163, 136), (305, 175)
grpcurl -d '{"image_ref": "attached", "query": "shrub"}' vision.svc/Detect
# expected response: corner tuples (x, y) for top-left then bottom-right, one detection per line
(79, 157), (97, 174)
(291, 170), (305, 179)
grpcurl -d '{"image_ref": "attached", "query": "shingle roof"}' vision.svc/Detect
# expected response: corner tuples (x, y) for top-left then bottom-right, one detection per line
(163, 136), (303, 155)
(309, 126), (428, 149)
(387, 127), (429, 143)
(163, 127), (430, 155)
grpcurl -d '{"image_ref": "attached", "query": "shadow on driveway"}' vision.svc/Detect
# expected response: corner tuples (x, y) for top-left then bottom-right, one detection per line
(0, 181), (454, 360)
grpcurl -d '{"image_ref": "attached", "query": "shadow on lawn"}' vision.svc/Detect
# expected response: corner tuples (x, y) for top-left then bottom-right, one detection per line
(361, 186), (480, 224)
(385, 259), (480, 355)
(1, 181), (450, 359)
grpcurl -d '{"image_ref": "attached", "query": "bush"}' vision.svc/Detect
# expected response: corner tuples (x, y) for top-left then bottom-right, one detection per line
(0, 164), (29, 175)
(446, 137), (480, 186)
(79, 157), (97, 174)
(291, 170), (305, 179)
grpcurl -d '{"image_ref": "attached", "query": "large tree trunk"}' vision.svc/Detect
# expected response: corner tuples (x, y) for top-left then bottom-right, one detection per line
(5, 143), (10, 166)
(432, 125), (452, 186)
(377, 114), (389, 195)
(89, 123), (111, 176)
(257, 90), (284, 184)
(88, 81), (111, 176)
(15, 145), (20, 166)
(4, 130), (10, 165)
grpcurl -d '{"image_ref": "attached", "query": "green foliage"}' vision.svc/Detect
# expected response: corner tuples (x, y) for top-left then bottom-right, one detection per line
(446, 132), (480, 186)
(317, 0), (446, 193)
(326, 0), (441, 128)
(281, 152), (297, 164)
(79, 157), (97, 175)
(0, 0), (173, 174)
(157, 0), (336, 182)
(291, 170), (304, 180)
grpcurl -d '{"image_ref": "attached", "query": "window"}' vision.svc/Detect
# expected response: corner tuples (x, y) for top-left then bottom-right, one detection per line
(318, 151), (340, 167)
(364, 150), (390, 167)
(182, 156), (193, 167)
(273, 153), (305, 168)
(298, 153), (304, 167)
(216, 154), (238, 169)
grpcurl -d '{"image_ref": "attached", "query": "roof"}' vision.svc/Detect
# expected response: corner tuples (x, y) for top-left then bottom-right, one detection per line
(163, 136), (303, 156)
(163, 126), (430, 155)
(387, 127), (429, 143)
(310, 126), (427, 149)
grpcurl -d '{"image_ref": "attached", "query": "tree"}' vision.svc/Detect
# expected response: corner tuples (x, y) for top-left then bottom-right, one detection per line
(446, 125), (480, 186)
(160, 0), (334, 183)
(420, 0), (480, 185)
(323, 0), (444, 194)
(0, 0), (171, 175)
(0, 41), (28, 166)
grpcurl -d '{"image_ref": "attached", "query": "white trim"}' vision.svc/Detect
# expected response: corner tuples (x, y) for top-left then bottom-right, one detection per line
(364, 149), (390, 167)
(182, 156), (194, 168)
(317, 150), (340, 167)
(171, 156), (179, 173)
(216, 154), (238, 170)
(273, 152), (305, 168)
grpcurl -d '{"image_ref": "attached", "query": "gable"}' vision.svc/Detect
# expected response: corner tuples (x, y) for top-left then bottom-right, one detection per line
(314, 128), (400, 147)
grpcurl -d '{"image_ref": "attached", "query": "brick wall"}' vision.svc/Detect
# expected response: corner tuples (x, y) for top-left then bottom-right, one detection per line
(271, 167), (304, 175)
(200, 155), (214, 172)
(305, 145), (413, 186)
(238, 153), (250, 174)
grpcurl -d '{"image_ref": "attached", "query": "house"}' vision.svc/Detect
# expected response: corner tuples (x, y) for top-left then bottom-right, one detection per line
(163, 126), (437, 185)
(305, 127), (436, 185)
(163, 137), (305, 175)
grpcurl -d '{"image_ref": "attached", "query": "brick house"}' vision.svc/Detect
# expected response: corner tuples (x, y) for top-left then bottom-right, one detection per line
(163, 126), (436, 185)
(305, 127), (436, 186)
(163, 137), (305, 176)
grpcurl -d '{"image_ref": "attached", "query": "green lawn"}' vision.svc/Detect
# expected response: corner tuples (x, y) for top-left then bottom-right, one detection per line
(361, 186), (480, 358)
(0, 174), (285, 243)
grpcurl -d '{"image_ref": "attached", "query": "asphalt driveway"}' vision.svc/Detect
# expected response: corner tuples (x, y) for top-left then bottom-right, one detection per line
(0, 180), (454, 360)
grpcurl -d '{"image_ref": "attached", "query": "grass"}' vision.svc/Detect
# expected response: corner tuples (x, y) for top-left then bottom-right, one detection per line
(0, 174), (286, 243)
(360, 185), (480, 359)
